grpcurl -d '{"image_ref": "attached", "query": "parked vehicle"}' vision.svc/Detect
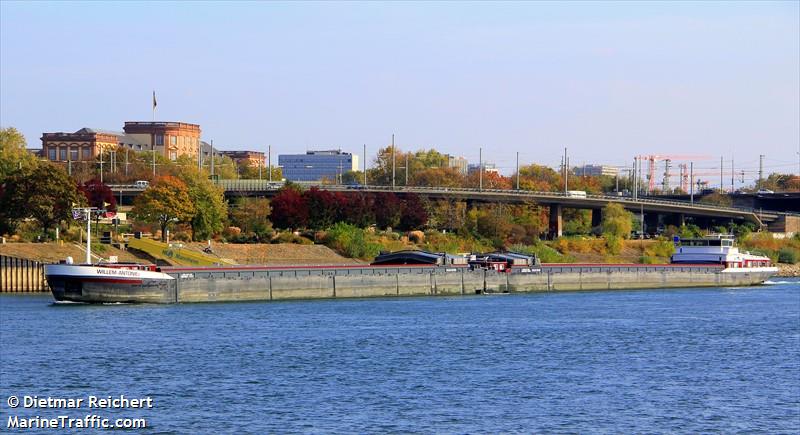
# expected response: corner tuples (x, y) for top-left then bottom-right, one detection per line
(566, 190), (587, 198)
(134, 180), (149, 189)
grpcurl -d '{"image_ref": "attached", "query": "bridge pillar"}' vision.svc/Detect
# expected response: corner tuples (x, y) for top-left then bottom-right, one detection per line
(591, 209), (602, 229)
(549, 204), (563, 238)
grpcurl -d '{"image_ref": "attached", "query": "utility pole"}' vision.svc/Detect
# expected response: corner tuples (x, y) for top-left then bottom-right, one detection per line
(152, 143), (156, 177)
(632, 157), (637, 200)
(125, 148), (129, 176)
(758, 154), (764, 189)
(268, 145), (272, 182)
(391, 134), (395, 189)
(563, 147), (568, 194)
(690, 162), (694, 205)
(731, 157), (734, 192)
(363, 144), (367, 185)
(405, 153), (409, 186)
(615, 170), (619, 194)
(479, 147), (483, 191)
(515, 151), (520, 190)
(211, 140), (215, 178)
(99, 151), (104, 184)
(720, 156), (723, 192)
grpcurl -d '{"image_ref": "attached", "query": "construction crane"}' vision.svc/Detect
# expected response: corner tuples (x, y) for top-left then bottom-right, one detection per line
(636, 154), (713, 193)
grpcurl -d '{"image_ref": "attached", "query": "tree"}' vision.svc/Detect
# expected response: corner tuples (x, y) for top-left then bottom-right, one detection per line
(373, 192), (402, 229)
(270, 186), (308, 230)
(176, 169), (228, 241)
(131, 176), (196, 241)
(304, 187), (339, 230)
(0, 127), (38, 182)
(398, 193), (428, 230)
(340, 192), (375, 227)
(601, 203), (633, 239)
(0, 163), (83, 235)
(229, 197), (273, 239)
(80, 179), (117, 211)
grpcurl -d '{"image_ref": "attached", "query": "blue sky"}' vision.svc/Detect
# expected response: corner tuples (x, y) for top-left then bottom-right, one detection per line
(1, 1), (798, 184)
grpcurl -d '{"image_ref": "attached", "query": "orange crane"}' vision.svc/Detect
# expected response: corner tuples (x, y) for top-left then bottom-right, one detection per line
(636, 154), (713, 192)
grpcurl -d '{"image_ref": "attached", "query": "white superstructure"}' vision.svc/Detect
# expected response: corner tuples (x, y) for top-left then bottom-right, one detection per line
(671, 235), (777, 273)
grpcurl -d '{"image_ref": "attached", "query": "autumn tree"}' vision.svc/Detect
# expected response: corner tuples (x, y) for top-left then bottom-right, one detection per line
(340, 192), (375, 227)
(398, 193), (428, 230)
(80, 179), (117, 211)
(373, 192), (402, 229)
(132, 176), (196, 241)
(0, 163), (84, 236)
(229, 197), (273, 239)
(601, 203), (633, 239)
(304, 187), (339, 230)
(175, 168), (228, 241)
(0, 127), (38, 182)
(270, 186), (308, 230)
(517, 164), (561, 192)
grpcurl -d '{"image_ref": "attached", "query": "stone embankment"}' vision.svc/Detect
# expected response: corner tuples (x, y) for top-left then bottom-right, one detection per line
(777, 263), (800, 277)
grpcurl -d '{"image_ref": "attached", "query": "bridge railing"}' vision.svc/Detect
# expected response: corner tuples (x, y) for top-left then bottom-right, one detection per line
(111, 180), (799, 218)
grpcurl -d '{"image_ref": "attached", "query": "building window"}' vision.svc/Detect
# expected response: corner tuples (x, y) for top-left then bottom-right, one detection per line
(156, 134), (164, 146)
(169, 151), (177, 161)
(48, 148), (56, 160)
(82, 148), (91, 158)
(70, 149), (79, 161)
(170, 136), (176, 145)
(136, 145), (142, 150)
(59, 148), (67, 160)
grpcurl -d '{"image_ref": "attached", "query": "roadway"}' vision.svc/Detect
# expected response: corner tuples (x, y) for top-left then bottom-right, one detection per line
(109, 180), (798, 235)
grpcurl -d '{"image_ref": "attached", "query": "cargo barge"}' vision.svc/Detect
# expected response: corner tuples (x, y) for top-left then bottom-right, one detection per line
(45, 236), (777, 304)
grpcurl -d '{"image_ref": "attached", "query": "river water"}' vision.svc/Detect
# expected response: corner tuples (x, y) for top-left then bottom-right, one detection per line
(1, 280), (798, 433)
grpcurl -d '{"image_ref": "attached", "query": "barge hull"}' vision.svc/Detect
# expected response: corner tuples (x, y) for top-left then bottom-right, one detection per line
(47, 264), (777, 304)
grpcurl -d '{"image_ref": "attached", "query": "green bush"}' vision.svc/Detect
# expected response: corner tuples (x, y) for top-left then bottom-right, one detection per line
(604, 233), (623, 255)
(324, 222), (381, 259)
(509, 242), (576, 263)
(778, 247), (798, 264)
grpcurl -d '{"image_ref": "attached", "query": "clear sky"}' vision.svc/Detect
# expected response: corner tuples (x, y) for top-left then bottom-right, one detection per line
(1, 1), (798, 185)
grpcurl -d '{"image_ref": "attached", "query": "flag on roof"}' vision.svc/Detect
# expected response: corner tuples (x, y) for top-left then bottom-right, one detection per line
(153, 90), (157, 110)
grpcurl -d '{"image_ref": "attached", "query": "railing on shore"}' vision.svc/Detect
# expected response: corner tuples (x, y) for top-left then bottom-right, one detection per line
(0, 254), (50, 292)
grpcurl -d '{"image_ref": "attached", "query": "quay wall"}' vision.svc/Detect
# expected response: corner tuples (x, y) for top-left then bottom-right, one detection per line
(163, 265), (773, 304)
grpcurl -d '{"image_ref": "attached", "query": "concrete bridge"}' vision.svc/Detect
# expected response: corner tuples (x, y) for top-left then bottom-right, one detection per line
(109, 180), (798, 237)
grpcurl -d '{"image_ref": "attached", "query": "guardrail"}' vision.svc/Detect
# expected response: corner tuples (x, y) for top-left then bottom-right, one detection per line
(108, 180), (799, 218)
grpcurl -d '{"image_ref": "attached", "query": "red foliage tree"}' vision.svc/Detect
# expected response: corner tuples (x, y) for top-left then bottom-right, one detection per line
(303, 187), (339, 230)
(341, 192), (375, 228)
(80, 178), (117, 211)
(373, 192), (402, 229)
(398, 193), (428, 230)
(269, 187), (308, 230)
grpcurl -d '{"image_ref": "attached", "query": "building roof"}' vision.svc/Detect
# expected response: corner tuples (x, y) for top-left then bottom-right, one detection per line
(76, 127), (125, 136)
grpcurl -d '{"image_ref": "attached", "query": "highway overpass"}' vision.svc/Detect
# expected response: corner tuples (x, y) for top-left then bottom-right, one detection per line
(109, 180), (798, 237)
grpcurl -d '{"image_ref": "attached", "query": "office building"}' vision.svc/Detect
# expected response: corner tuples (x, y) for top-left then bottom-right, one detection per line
(278, 150), (358, 182)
